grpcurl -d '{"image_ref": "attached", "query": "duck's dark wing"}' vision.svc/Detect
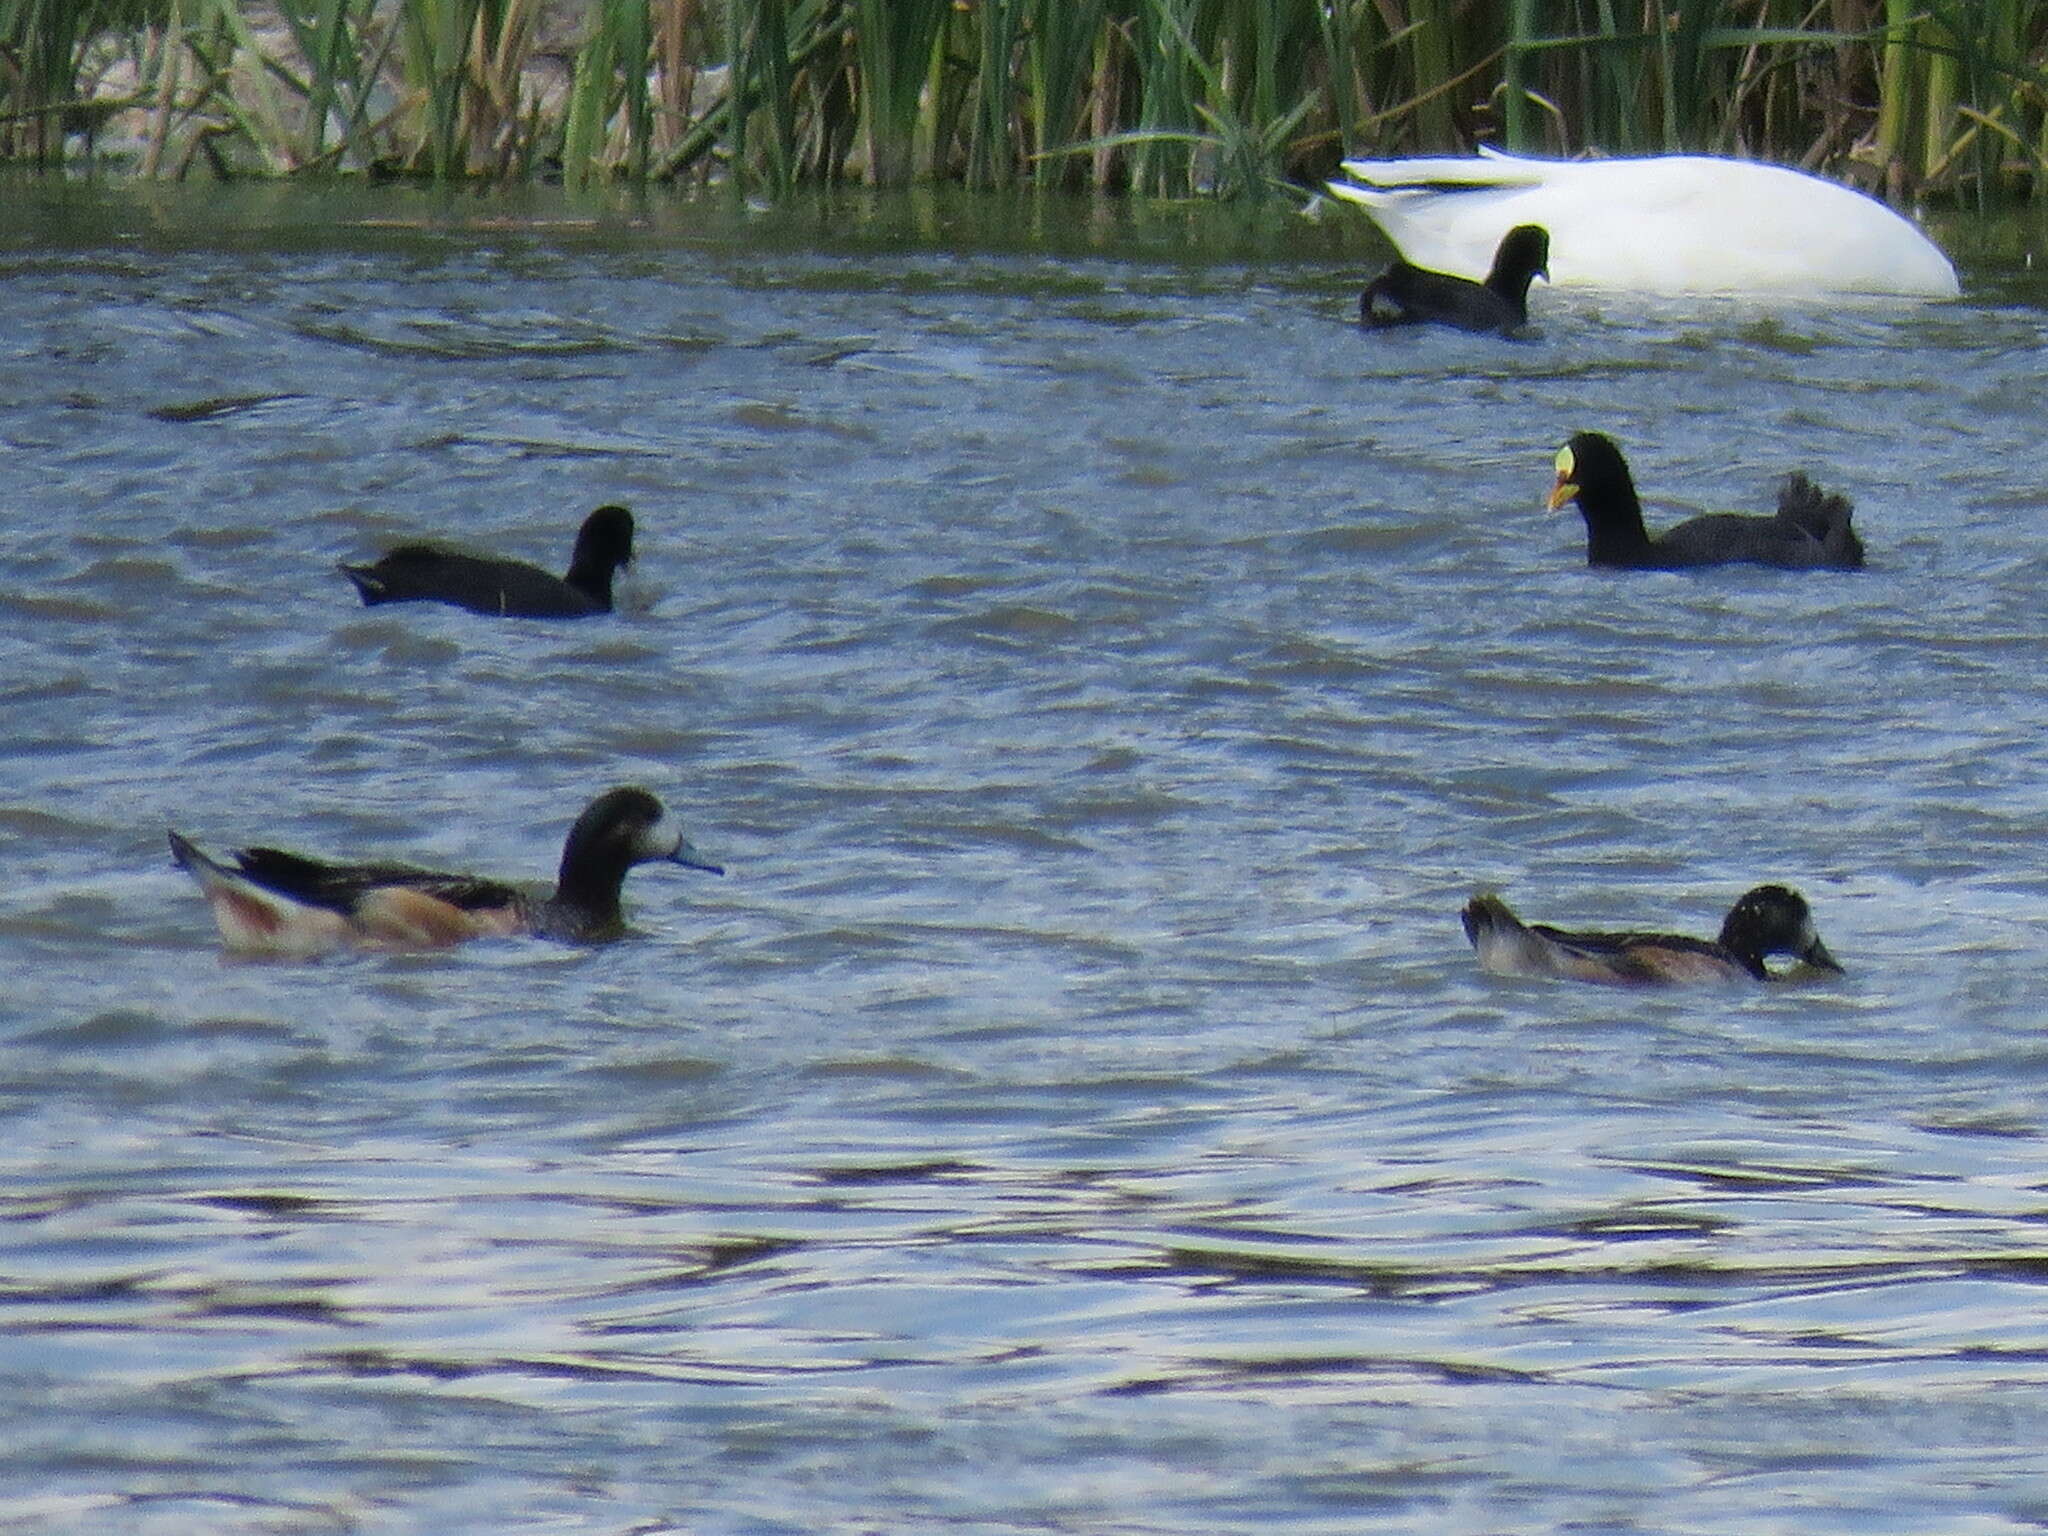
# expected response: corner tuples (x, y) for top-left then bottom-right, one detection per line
(1361, 264), (1520, 333)
(231, 846), (526, 916)
(338, 546), (604, 617)
(1526, 923), (1755, 983)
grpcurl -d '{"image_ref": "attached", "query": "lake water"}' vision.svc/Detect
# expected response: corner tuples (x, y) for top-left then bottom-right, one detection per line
(5, 177), (2048, 1533)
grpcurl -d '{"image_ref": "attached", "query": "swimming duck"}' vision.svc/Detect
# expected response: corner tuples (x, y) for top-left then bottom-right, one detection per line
(1327, 150), (1958, 299)
(1360, 223), (1549, 333)
(170, 786), (721, 956)
(1548, 432), (1864, 571)
(1462, 884), (1842, 986)
(338, 504), (634, 617)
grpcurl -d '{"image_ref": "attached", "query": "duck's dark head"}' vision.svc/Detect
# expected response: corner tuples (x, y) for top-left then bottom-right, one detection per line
(558, 786), (723, 895)
(1718, 884), (1842, 975)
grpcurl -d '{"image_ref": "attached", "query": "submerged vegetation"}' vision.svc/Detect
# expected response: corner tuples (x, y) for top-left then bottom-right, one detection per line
(4, 0), (2048, 204)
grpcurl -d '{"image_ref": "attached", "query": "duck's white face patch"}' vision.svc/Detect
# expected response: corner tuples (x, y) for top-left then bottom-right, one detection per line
(631, 812), (684, 863)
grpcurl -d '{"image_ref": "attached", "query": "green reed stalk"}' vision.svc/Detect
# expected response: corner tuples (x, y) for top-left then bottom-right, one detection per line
(1723, 0), (1801, 156)
(1065, 0), (1312, 200)
(1944, 3), (1991, 206)
(0, 0), (70, 160)
(1570, 0), (1623, 149)
(563, 0), (650, 181)
(15, 0), (2048, 202)
(658, 0), (838, 182)
(1501, 0), (1535, 148)
(915, 0), (957, 179)
(398, 0), (483, 174)
(1318, 0), (1358, 155)
(966, 0), (1015, 187)
(1132, 0), (1202, 194)
(176, 0), (296, 172)
(1920, 13), (1956, 187)
(852, 0), (948, 185)
(755, 0), (801, 191)
(1236, 0), (1282, 135)
(721, 0), (746, 179)
(1956, 0), (2040, 205)
(472, 0), (544, 175)
(137, 0), (184, 174)
(1023, 0), (1101, 187)
(272, 0), (350, 165)
(1655, 0), (1694, 150)
(1404, 0), (1455, 147)
(269, 0), (414, 170)
(723, 0), (800, 193)
(1872, 0), (1915, 180)
(0, 0), (167, 160)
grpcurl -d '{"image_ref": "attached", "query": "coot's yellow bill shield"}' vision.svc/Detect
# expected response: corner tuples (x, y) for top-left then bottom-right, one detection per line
(1547, 443), (1581, 510)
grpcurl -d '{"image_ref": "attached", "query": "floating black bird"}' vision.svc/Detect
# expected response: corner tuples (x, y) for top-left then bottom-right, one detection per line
(339, 504), (635, 617)
(171, 787), (721, 956)
(1360, 223), (1549, 334)
(1462, 885), (1843, 986)
(1548, 433), (1863, 570)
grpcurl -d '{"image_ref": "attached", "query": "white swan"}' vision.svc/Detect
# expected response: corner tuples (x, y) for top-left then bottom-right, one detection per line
(1328, 149), (1959, 299)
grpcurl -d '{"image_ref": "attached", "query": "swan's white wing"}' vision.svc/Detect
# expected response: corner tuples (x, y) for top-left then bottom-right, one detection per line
(1337, 152), (1548, 189)
(1329, 152), (1959, 298)
(1331, 155), (1598, 281)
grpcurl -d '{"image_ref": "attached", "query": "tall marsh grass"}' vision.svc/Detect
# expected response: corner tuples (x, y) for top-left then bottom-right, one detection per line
(6, 0), (2048, 203)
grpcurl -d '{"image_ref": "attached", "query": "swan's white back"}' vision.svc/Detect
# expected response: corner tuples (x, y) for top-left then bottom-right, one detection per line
(1330, 150), (1959, 298)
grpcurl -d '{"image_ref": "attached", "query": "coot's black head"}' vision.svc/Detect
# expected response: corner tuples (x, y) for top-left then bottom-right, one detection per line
(1490, 224), (1551, 292)
(1547, 432), (1636, 514)
(562, 505), (636, 609)
(1718, 884), (1842, 974)
(572, 505), (635, 574)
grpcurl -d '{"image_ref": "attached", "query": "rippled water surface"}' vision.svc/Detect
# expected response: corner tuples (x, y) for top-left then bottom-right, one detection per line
(6, 179), (2048, 1533)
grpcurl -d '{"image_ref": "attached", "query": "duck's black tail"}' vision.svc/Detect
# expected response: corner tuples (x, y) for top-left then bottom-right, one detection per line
(336, 561), (388, 605)
(1461, 894), (1517, 948)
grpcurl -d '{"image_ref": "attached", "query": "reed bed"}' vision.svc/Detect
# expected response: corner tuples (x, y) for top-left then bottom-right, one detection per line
(5, 0), (2047, 203)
